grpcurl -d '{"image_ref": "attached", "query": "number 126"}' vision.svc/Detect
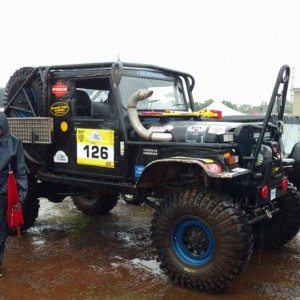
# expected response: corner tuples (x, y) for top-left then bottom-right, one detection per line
(83, 145), (108, 159)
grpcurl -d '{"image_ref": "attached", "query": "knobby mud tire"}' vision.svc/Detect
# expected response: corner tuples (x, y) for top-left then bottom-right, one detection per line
(72, 190), (119, 216)
(151, 190), (253, 292)
(253, 183), (300, 249)
(4, 67), (44, 117)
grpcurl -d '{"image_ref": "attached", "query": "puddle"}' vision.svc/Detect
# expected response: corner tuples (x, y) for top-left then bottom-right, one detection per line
(110, 258), (165, 278)
(130, 258), (164, 277)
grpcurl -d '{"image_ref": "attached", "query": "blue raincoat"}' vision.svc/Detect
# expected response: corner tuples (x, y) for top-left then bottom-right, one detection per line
(0, 112), (28, 267)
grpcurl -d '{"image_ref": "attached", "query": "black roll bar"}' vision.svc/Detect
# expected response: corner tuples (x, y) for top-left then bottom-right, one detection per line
(250, 65), (290, 170)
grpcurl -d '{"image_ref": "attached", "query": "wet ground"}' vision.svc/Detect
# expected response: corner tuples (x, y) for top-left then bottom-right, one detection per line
(0, 198), (299, 300)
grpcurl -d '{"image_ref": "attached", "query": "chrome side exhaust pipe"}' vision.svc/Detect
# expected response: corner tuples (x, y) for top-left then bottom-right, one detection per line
(127, 90), (172, 142)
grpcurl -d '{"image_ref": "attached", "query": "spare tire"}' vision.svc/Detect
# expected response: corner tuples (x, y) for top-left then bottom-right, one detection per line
(4, 67), (44, 117)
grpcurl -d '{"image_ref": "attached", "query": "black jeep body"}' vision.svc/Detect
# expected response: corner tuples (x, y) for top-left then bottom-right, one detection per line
(4, 62), (300, 292)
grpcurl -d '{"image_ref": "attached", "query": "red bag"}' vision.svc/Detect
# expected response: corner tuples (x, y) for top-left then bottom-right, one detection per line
(7, 165), (24, 236)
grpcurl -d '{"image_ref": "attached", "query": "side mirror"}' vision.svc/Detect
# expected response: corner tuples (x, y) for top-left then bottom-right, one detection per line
(91, 102), (113, 118)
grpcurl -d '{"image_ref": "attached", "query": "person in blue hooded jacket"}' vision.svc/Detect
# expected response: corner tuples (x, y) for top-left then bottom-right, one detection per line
(0, 112), (28, 277)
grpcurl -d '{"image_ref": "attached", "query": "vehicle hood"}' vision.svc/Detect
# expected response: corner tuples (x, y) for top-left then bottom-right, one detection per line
(147, 120), (242, 143)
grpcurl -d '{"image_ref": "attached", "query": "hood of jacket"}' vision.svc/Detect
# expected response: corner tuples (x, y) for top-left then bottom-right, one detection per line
(0, 112), (10, 143)
(0, 112), (14, 172)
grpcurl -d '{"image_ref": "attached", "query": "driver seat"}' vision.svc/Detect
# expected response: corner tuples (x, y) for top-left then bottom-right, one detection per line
(74, 90), (91, 116)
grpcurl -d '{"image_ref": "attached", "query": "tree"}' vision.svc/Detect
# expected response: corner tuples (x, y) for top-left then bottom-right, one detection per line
(194, 99), (213, 110)
(222, 100), (238, 111)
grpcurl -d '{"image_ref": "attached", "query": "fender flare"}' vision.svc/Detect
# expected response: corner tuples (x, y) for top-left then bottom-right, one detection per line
(137, 157), (219, 188)
(137, 156), (250, 188)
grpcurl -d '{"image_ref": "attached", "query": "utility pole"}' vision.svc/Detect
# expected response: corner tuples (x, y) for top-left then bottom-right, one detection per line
(290, 66), (295, 103)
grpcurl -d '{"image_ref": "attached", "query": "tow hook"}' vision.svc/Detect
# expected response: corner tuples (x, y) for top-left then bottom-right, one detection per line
(265, 209), (272, 219)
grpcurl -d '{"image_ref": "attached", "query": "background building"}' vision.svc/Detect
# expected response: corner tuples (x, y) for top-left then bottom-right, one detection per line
(292, 88), (300, 115)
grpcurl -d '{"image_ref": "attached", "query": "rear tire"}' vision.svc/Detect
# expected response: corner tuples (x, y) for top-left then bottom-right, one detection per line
(151, 190), (253, 292)
(72, 190), (118, 216)
(253, 183), (300, 249)
(4, 67), (44, 117)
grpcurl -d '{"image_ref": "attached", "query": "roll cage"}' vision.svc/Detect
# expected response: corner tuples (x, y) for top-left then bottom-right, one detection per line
(4, 62), (195, 116)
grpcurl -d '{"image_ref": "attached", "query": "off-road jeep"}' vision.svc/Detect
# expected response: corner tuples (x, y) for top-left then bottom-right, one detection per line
(4, 62), (300, 292)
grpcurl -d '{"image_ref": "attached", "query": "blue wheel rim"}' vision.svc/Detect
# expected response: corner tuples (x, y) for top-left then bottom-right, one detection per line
(171, 217), (215, 267)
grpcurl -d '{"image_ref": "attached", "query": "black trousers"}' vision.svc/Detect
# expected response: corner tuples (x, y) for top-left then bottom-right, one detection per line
(0, 194), (8, 267)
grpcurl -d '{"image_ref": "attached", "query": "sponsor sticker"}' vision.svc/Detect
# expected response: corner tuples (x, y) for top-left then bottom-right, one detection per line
(208, 125), (227, 135)
(143, 148), (158, 156)
(76, 128), (115, 168)
(52, 81), (68, 98)
(137, 70), (166, 79)
(205, 163), (222, 174)
(54, 150), (68, 163)
(120, 141), (125, 156)
(185, 125), (207, 143)
(60, 121), (68, 132)
(135, 165), (145, 178)
(50, 102), (69, 117)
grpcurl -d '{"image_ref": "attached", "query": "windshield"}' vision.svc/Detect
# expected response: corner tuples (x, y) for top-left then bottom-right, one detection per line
(119, 76), (188, 111)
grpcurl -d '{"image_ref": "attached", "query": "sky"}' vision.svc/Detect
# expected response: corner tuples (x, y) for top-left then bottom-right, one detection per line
(0, 0), (300, 106)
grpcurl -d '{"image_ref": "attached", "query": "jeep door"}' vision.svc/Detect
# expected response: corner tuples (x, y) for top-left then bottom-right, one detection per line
(50, 76), (123, 179)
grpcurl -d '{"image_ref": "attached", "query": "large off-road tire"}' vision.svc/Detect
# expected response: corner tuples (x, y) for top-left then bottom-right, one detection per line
(253, 183), (300, 249)
(9, 175), (40, 235)
(151, 190), (253, 292)
(4, 67), (44, 117)
(72, 190), (119, 216)
(121, 193), (143, 205)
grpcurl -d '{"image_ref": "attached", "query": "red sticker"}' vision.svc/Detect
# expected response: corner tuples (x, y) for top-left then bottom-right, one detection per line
(52, 81), (68, 98)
